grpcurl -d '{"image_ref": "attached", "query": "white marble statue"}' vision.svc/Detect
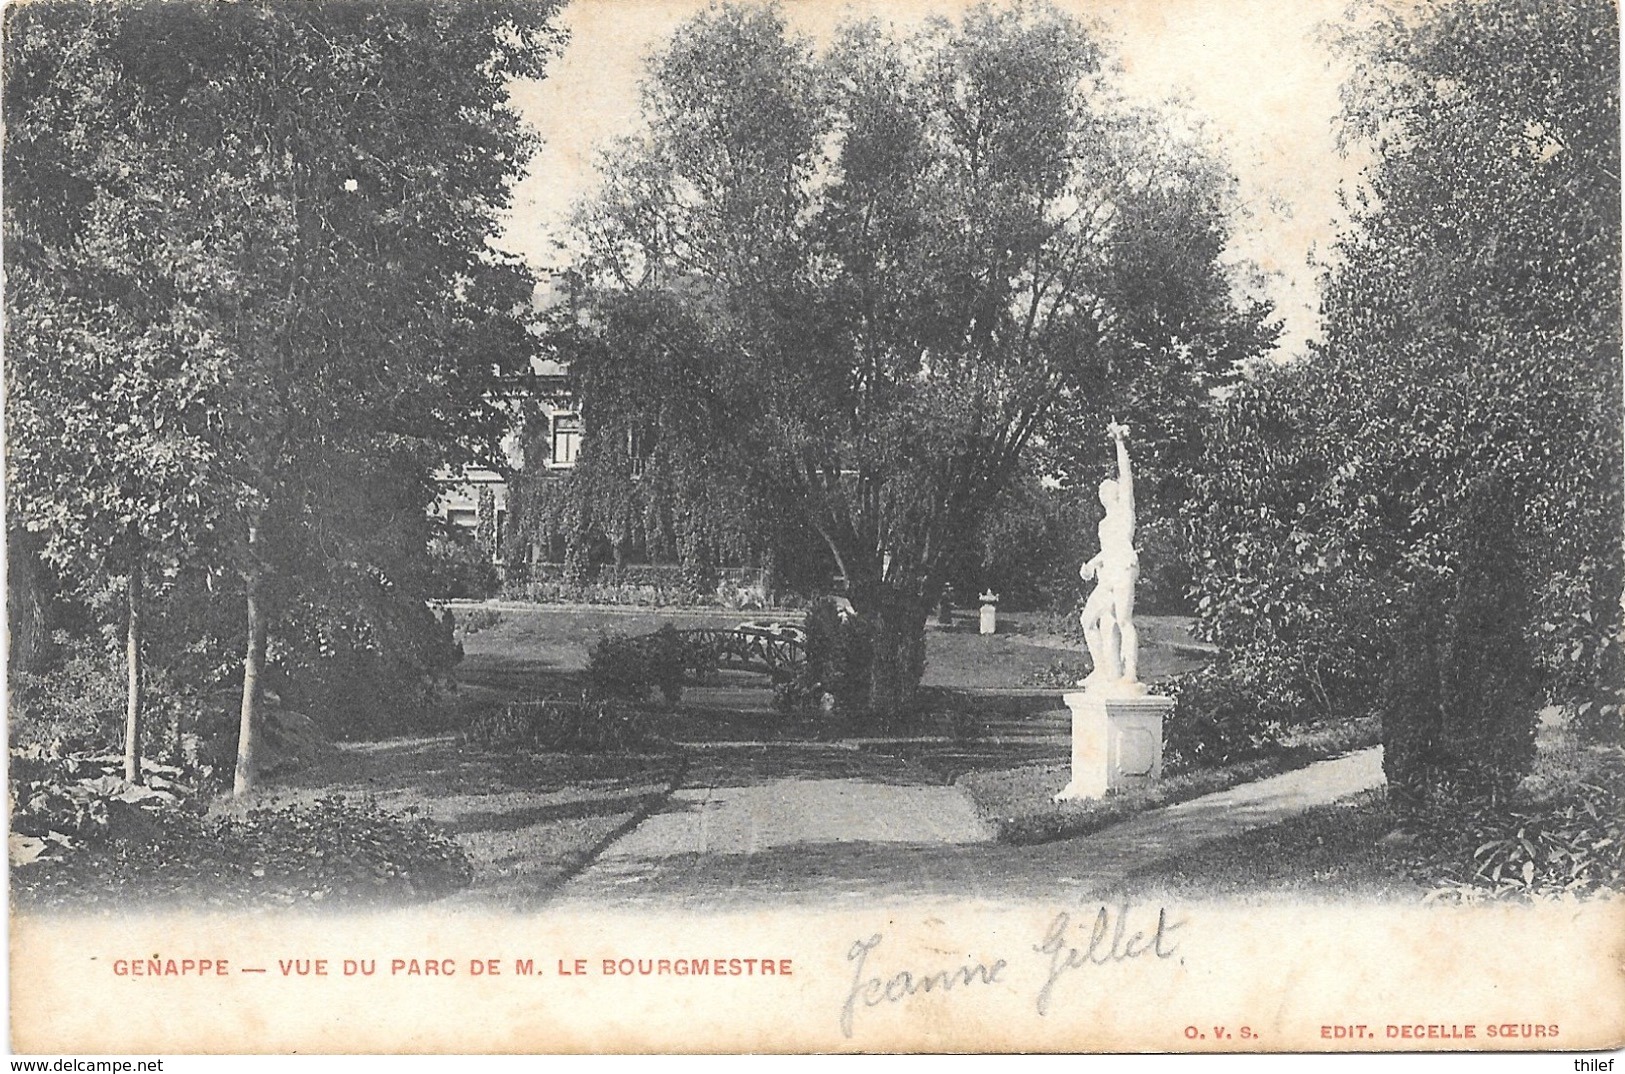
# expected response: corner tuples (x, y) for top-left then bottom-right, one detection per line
(1078, 420), (1141, 689)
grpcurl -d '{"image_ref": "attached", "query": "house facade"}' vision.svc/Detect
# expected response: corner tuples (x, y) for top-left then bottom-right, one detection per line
(431, 355), (575, 564)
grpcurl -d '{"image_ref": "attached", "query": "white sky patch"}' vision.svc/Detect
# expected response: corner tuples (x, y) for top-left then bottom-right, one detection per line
(499, 0), (1365, 361)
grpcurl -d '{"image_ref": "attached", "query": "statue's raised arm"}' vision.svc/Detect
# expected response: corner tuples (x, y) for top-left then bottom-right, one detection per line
(1107, 419), (1133, 535)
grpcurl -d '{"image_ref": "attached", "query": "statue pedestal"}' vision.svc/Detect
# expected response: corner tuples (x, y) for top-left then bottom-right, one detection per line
(1055, 686), (1174, 801)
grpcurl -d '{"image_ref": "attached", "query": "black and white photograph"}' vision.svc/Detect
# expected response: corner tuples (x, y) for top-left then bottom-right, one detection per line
(6, 0), (1623, 1056)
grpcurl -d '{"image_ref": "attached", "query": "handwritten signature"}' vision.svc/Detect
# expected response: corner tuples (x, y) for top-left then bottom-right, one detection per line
(841, 903), (1186, 1037)
(1033, 904), (1184, 1016)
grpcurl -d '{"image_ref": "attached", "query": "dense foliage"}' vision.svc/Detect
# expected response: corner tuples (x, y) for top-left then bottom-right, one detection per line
(4, 0), (563, 785)
(425, 533), (501, 602)
(772, 599), (877, 719)
(1163, 666), (1287, 774)
(461, 697), (655, 754)
(1184, 0), (1621, 801)
(584, 627), (696, 706)
(12, 746), (471, 907)
(551, 2), (1274, 714)
(1417, 760), (1625, 901)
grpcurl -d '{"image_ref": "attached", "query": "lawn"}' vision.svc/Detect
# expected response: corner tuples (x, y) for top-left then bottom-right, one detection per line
(211, 601), (1220, 905)
(921, 612), (1212, 689)
(262, 735), (685, 908)
(452, 603), (1212, 693)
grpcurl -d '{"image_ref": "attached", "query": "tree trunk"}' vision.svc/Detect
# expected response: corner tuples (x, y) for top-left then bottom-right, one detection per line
(7, 532), (51, 675)
(123, 565), (144, 785)
(860, 585), (928, 717)
(234, 567), (268, 797)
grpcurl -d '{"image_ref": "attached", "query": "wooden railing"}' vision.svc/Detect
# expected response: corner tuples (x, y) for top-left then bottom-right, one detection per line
(677, 628), (805, 679)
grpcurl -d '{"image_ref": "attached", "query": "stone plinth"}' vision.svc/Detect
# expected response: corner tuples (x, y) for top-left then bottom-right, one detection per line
(1055, 687), (1174, 801)
(978, 591), (999, 636)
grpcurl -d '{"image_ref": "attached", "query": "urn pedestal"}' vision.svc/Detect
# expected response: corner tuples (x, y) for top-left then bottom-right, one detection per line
(978, 591), (999, 636)
(1055, 687), (1173, 801)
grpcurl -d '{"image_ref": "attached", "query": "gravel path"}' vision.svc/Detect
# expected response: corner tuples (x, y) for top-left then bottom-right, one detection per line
(555, 745), (1384, 910)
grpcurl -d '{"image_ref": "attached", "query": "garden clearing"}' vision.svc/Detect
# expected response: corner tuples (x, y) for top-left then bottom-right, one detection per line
(246, 603), (1389, 908)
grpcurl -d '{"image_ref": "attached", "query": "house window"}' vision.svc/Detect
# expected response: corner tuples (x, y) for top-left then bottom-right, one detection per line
(550, 413), (581, 468)
(628, 426), (653, 479)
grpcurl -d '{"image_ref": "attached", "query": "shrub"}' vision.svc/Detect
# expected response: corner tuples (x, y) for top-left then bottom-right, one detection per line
(8, 635), (127, 751)
(270, 594), (462, 740)
(461, 696), (653, 753)
(1418, 758), (1625, 902)
(13, 793), (473, 909)
(500, 565), (800, 610)
(424, 533), (500, 600)
(1163, 663), (1288, 774)
(1383, 477), (1541, 808)
(454, 606), (502, 638)
(585, 626), (692, 705)
(10, 745), (196, 855)
(505, 578), (710, 606)
(8, 635), (202, 763)
(772, 675), (821, 716)
(779, 598), (872, 718)
(12, 744), (470, 907)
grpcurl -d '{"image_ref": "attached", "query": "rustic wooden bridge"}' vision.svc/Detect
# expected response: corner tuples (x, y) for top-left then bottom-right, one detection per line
(677, 626), (805, 680)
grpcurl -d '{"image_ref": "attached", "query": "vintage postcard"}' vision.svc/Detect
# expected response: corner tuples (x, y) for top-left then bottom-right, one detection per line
(7, 0), (1623, 1058)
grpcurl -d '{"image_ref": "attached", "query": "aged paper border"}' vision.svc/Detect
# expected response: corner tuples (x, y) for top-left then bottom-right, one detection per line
(9, 0), (1625, 1057)
(12, 901), (1625, 1053)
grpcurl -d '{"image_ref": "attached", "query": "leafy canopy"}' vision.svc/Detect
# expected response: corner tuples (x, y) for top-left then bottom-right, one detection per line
(556, 2), (1274, 616)
(1185, 0), (1621, 768)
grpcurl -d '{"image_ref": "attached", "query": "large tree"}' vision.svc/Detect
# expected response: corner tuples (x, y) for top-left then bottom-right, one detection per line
(5, 0), (561, 790)
(7, 2), (239, 781)
(561, 2), (1274, 711)
(1186, 0), (1621, 797)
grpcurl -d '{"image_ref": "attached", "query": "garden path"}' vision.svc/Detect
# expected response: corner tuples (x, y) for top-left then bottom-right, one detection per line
(554, 745), (1384, 909)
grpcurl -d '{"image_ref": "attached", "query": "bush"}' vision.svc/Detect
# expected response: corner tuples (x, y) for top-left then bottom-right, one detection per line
(585, 626), (693, 705)
(505, 577), (710, 606)
(461, 696), (653, 753)
(453, 606), (502, 638)
(777, 598), (872, 718)
(1383, 477), (1541, 807)
(772, 674), (822, 717)
(270, 594), (463, 740)
(14, 794), (472, 909)
(501, 564), (796, 609)
(1417, 757), (1625, 902)
(8, 635), (127, 751)
(8, 635), (201, 763)
(10, 744), (471, 908)
(424, 533), (500, 600)
(1164, 663), (1287, 775)
(10, 745), (195, 854)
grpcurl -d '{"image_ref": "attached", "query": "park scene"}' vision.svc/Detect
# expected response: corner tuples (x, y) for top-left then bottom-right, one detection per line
(6, 0), (1621, 915)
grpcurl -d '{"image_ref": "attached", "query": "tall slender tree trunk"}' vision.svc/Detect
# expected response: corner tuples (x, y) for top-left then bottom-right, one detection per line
(234, 553), (268, 797)
(123, 565), (144, 784)
(7, 531), (51, 675)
